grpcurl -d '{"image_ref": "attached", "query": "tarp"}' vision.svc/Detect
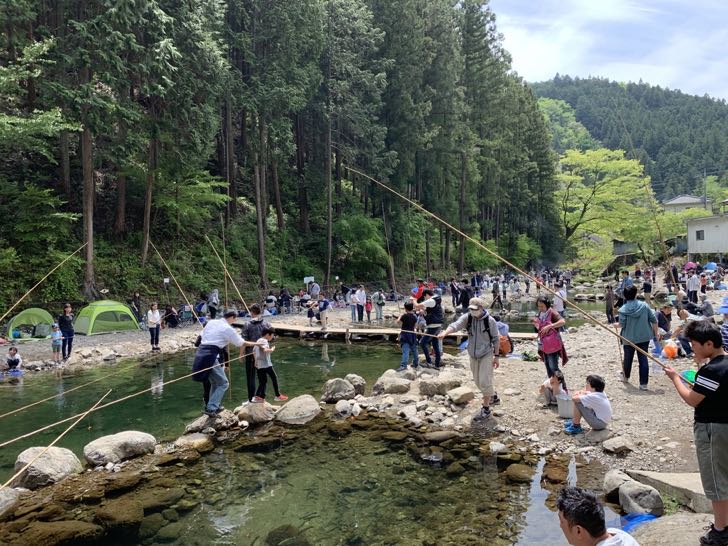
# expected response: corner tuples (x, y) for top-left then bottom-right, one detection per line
(74, 300), (140, 335)
(684, 261), (697, 270)
(6, 308), (55, 339)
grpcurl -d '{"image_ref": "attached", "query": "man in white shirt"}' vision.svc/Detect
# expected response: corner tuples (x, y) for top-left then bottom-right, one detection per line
(687, 271), (700, 304)
(557, 486), (640, 545)
(554, 283), (567, 317)
(354, 285), (366, 322)
(192, 311), (254, 416)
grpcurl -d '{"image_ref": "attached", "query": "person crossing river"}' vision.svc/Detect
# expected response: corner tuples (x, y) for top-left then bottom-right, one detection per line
(415, 289), (443, 369)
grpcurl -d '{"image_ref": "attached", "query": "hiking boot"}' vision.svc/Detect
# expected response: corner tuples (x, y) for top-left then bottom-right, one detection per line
(473, 407), (492, 421)
(274, 394), (289, 401)
(700, 524), (728, 546)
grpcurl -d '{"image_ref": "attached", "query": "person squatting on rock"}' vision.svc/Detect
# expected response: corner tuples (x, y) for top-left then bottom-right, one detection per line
(664, 321), (728, 546)
(252, 326), (288, 403)
(557, 486), (639, 546)
(192, 311), (258, 416)
(439, 297), (500, 420)
(540, 369), (568, 408)
(242, 304), (271, 403)
(4, 347), (22, 370)
(563, 374), (612, 436)
(415, 289), (443, 369)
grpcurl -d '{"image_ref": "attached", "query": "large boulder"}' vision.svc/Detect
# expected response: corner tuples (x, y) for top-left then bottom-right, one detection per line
(632, 512), (712, 545)
(11, 446), (82, 490)
(505, 464), (535, 484)
(185, 409), (238, 433)
(419, 376), (462, 396)
(372, 370), (412, 395)
(321, 378), (356, 403)
(345, 374), (366, 396)
(234, 401), (277, 424)
(626, 470), (712, 514)
(603, 469), (632, 501)
(174, 433), (214, 453)
(275, 395), (322, 425)
(446, 386), (475, 405)
(618, 480), (664, 516)
(83, 431), (156, 466)
(0, 488), (23, 518)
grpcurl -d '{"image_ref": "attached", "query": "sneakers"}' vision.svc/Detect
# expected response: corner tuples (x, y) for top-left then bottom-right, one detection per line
(252, 396), (265, 403)
(619, 371), (628, 382)
(700, 524), (728, 546)
(396, 366), (407, 372)
(491, 394), (501, 406)
(204, 409), (217, 417)
(274, 394), (289, 401)
(473, 407), (492, 421)
(564, 423), (583, 435)
(639, 384), (648, 391)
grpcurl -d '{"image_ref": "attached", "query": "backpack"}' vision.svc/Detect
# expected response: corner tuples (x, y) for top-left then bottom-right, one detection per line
(466, 314), (499, 354)
(499, 335), (512, 355)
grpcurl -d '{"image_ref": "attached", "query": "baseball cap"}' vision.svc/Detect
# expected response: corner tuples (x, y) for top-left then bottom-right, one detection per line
(468, 297), (484, 310)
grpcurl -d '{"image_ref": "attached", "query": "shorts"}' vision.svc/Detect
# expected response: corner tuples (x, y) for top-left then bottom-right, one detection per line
(694, 422), (728, 500)
(574, 400), (608, 430)
(52, 342), (62, 350)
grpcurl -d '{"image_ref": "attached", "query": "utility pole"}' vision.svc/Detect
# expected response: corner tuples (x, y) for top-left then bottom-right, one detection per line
(704, 168), (708, 211)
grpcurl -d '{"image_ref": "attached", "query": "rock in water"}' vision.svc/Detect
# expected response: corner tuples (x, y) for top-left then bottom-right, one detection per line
(345, 374), (366, 396)
(83, 431), (156, 466)
(0, 488), (22, 518)
(175, 433), (214, 453)
(266, 524), (311, 546)
(320, 378), (356, 403)
(275, 395), (321, 425)
(446, 386), (475, 405)
(618, 480), (664, 516)
(185, 409), (238, 433)
(488, 441), (508, 455)
(505, 463), (535, 484)
(11, 446), (82, 490)
(234, 402), (277, 424)
(19, 521), (104, 544)
(334, 399), (352, 417)
(95, 498), (144, 530)
(603, 469), (633, 500)
(424, 430), (460, 443)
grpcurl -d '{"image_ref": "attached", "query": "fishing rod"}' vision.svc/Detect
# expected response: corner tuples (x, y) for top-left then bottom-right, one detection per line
(0, 389), (112, 491)
(150, 240), (202, 328)
(381, 206), (402, 312)
(0, 243), (87, 325)
(204, 235), (250, 313)
(0, 353), (249, 449)
(345, 165), (691, 383)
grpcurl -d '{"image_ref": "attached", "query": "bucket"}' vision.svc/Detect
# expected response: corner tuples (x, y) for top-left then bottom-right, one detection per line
(556, 394), (573, 419)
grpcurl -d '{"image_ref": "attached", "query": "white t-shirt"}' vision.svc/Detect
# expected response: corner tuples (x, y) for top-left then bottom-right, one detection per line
(147, 309), (161, 326)
(687, 274), (700, 291)
(596, 528), (640, 545)
(579, 391), (612, 423)
(355, 289), (366, 305)
(554, 289), (566, 312)
(254, 337), (272, 368)
(200, 318), (245, 348)
(542, 378), (564, 396)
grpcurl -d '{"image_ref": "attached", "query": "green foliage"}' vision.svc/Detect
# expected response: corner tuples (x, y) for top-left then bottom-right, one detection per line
(464, 239), (499, 271)
(537, 97), (598, 154)
(333, 213), (388, 280)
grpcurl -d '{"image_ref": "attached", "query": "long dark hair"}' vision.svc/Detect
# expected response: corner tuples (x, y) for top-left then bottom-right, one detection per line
(553, 369), (568, 393)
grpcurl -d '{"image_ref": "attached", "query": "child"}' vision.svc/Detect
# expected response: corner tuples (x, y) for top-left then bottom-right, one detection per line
(540, 369), (568, 407)
(664, 321), (728, 546)
(397, 302), (419, 371)
(365, 297), (372, 323)
(51, 323), (63, 364)
(317, 293), (331, 332)
(5, 347), (22, 370)
(306, 300), (316, 326)
(252, 326), (288, 402)
(564, 374), (612, 434)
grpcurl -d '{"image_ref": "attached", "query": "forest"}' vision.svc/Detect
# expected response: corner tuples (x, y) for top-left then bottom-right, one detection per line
(532, 75), (728, 198)
(0, 0), (561, 307)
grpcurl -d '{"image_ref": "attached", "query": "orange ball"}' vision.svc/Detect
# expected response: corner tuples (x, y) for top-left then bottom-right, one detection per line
(663, 343), (678, 359)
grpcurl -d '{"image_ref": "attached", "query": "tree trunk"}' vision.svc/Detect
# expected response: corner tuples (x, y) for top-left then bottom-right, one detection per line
(334, 121), (342, 216)
(458, 152), (466, 275)
(425, 229), (431, 279)
(445, 229), (451, 266)
(383, 208), (396, 289)
(114, 171), (126, 236)
(224, 94), (235, 221)
(252, 118), (267, 287)
(439, 227), (445, 269)
(140, 137), (156, 265)
(59, 131), (70, 196)
(81, 124), (96, 299)
(270, 156), (284, 229)
(294, 114), (310, 232)
(324, 113), (333, 289)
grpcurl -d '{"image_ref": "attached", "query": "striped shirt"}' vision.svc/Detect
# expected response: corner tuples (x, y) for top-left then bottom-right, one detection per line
(722, 324), (728, 351)
(693, 354), (728, 424)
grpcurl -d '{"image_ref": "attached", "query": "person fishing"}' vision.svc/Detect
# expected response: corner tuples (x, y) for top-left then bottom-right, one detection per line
(533, 296), (567, 378)
(617, 285), (658, 390)
(439, 297), (500, 420)
(415, 289), (443, 369)
(57, 303), (75, 362)
(241, 304), (271, 404)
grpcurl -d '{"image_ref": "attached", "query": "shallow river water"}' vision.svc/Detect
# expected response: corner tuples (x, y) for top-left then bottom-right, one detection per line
(0, 341), (620, 545)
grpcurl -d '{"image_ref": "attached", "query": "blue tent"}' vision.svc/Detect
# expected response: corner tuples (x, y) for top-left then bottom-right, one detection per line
(704, 262), (718, 271)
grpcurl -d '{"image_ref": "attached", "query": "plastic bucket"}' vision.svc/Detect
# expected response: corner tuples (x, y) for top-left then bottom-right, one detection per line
(557, 394), (573, 419)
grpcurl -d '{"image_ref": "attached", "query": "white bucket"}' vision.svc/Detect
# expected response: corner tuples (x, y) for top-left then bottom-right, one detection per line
(557, 394), (574, 419)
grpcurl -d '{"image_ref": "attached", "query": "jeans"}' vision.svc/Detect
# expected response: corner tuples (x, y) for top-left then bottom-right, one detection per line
(623, 341), (650, 386)
(350, 304), (357, 322)
(544, 351), (560, 377)
(245, 354), (257, 402)
(688, 290), (698, 304)
(420, 326), (442, 366)
(357, 304), (364, 322)
(206, 364), (229, 412)
(255, 367), (281, 398)
(61, 330), (74, 359)
(400, 342), (419, 368)
(375, 304), (384, 320)
(149, 325), (160, 347)
(606, 307), (615, 324)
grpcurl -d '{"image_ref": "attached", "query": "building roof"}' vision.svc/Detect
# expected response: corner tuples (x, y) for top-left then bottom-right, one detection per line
(686, 214), (728, 225)
(663, 194), (711, 206)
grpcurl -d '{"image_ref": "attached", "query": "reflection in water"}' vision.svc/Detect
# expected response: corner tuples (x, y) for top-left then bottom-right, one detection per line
(151, 364), (164, 396)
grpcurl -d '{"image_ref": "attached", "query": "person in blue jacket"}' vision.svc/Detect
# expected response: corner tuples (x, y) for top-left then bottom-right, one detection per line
(618, 285), (658, 390)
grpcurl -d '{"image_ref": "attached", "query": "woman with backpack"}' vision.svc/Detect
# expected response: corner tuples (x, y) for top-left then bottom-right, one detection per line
(532, 296), (566, 378)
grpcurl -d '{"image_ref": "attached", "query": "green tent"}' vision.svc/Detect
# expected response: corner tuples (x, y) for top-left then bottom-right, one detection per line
(74, 300), (140, 335)
(7, 308), (55, 339)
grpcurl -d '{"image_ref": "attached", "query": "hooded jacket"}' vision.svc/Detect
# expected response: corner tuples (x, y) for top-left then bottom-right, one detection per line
(618, 300), (657, 344)
(446, 310), (499, 359)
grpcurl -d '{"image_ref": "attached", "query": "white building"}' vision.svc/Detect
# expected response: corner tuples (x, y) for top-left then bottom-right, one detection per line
(663, 194), (712, 213)
(686, 214), (728, 257)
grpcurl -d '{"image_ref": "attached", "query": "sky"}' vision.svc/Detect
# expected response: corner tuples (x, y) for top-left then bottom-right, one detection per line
(489, 0), (728, 100)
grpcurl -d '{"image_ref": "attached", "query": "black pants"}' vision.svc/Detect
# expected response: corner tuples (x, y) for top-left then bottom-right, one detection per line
(606, 306), (615, 324)
(61, 330), (74, 359)
(357, 304), (364, 321)
(688, 290), (698, 304)
(245, 354), (257, 402)
(209, 306), (218, 319)
(149, 325), (160, 347)
(623, 341), (650, 386)
(255, 367), (280, 399)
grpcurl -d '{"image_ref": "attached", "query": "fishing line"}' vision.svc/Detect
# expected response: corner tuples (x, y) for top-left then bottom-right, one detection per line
(150, 240), (203, 328)
(345, 165), (689, 382)
(204, 235), (250, 313)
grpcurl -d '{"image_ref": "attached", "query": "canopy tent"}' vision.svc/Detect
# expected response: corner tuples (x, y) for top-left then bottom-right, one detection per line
(704, 262), (718, 271)
(74, 300), (140, 335)
(684, 261), (697, 270)
(6, 308), (55, 340)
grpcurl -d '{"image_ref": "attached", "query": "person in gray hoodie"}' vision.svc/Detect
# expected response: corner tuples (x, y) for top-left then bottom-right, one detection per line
(439, 297), (500, 420)
(618, 285), (658, 390)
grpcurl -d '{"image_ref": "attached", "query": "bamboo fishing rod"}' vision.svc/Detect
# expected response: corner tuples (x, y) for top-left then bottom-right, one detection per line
(0, 389), (112, 492)
(0, 243), (87, 325)
(346, 165), (685, 379)
(204, 235), (250, 313)
(381, 206), (402, 312)
(150, 240), (202, 328)
(0, 353), (250, 450)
